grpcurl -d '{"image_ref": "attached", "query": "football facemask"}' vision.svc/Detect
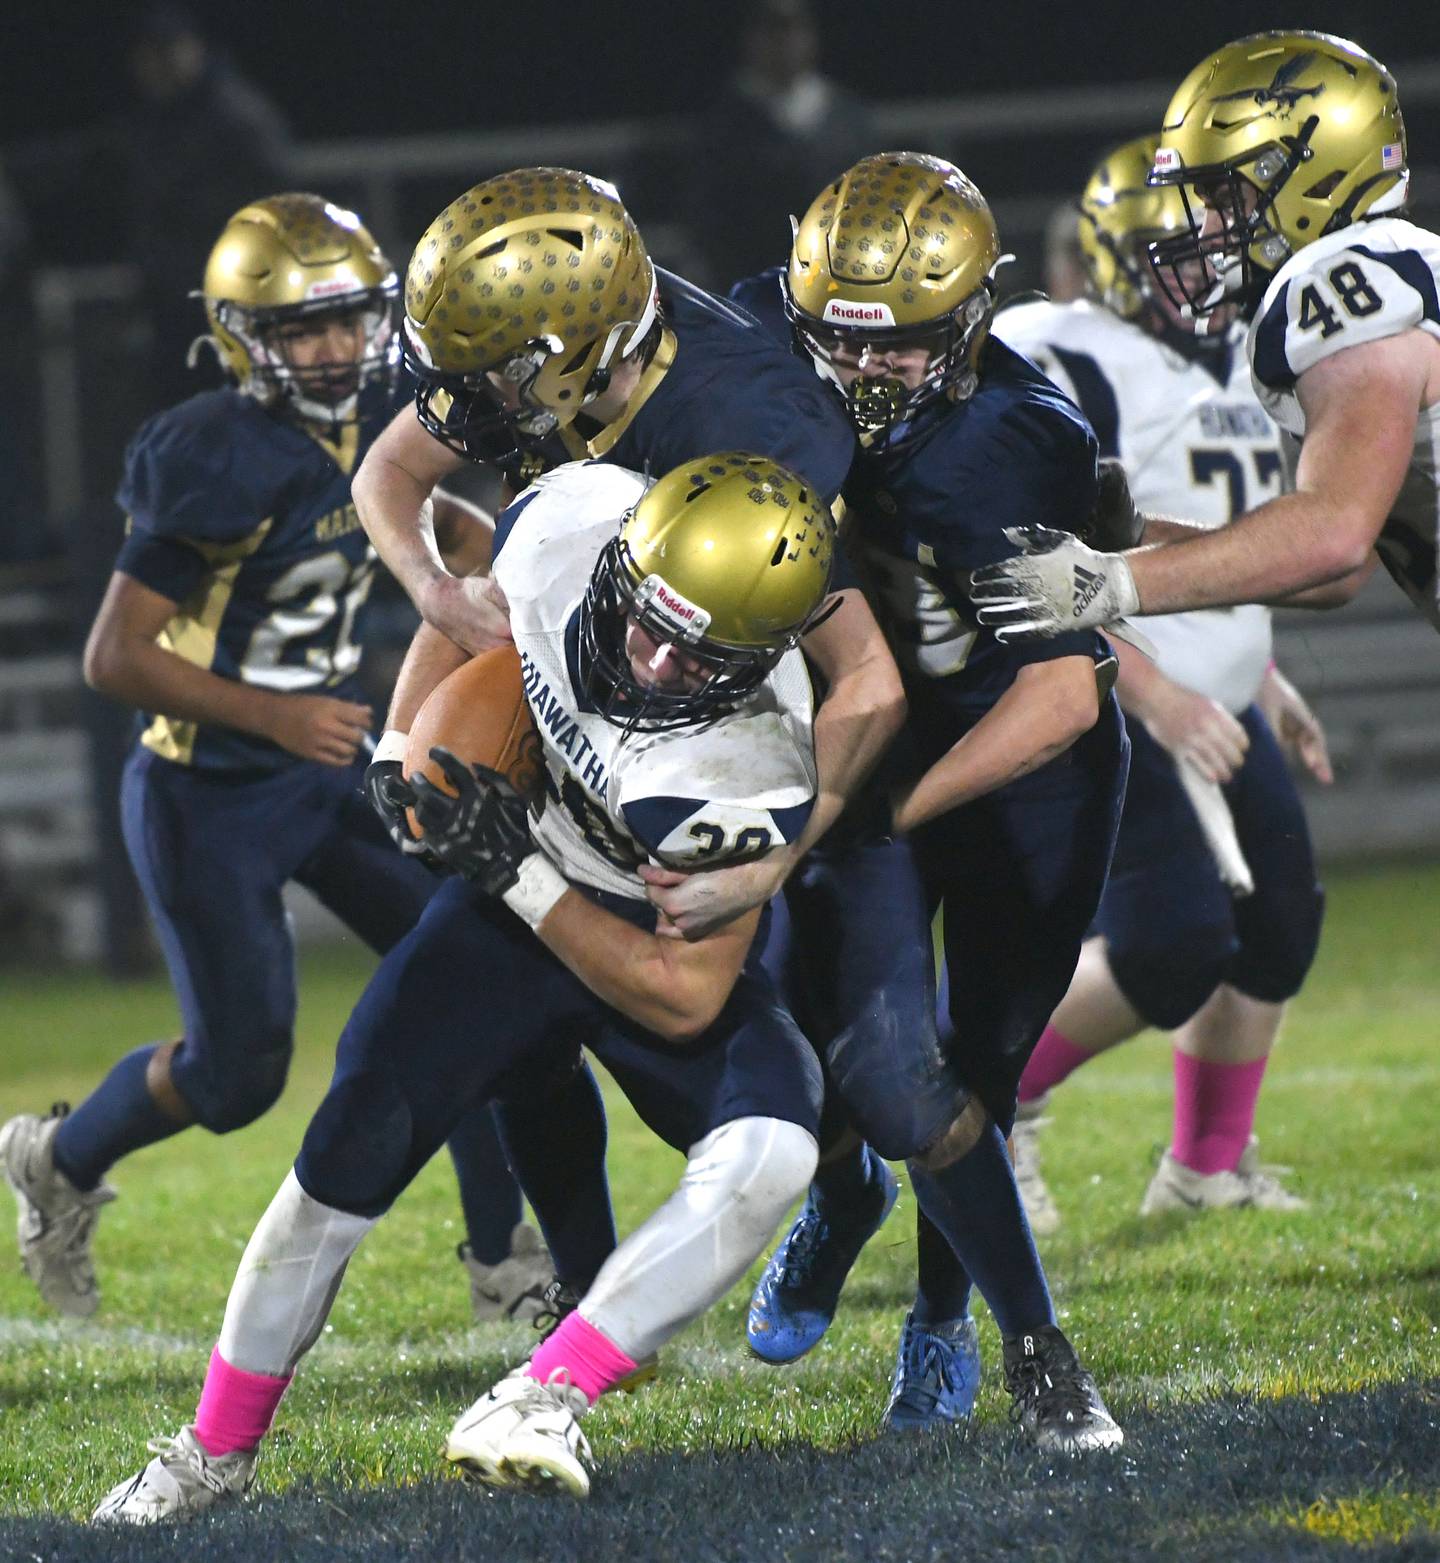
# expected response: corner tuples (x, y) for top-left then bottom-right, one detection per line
(785, 285), (995, 441)
(578, 453), (835, 732)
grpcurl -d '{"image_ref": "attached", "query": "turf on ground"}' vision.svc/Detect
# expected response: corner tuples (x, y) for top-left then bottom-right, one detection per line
(0, 864), (1437, 1559)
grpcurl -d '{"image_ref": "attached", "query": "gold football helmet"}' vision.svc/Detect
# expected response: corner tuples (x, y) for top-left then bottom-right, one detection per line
(581, 452), (835, 730)
(1147, 31), (1408, 317)
(1078, 136), (1189, 320)
(201, 194), (398, 420)
(403, 168), (657, 465)
(785, 152), (1003, 439)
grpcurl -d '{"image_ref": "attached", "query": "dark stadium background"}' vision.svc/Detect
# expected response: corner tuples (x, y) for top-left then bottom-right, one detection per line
(5, 1), (1434, 140)
(1, 0), (1438, 974)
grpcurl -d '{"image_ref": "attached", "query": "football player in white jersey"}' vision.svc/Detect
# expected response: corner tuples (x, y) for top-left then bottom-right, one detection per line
(970, 32), (1437, 648)
(94, 453), (837, 1519)
(998, 138), (1330, 1225)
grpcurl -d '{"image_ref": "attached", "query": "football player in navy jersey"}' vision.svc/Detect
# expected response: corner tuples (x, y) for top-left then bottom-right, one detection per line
(970, 33), (1436, 648)
(700, 153), (1129, 1450)
(352, 169), (904, 1309)
(0, 195), (550, 1324)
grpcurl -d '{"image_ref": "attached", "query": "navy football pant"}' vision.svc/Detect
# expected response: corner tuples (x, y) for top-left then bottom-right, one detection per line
(1093, 706), (1323, 1029)
(54, 748), (529, 1268)
(118, 747), (440, 1130)
(294, 876), (823, 1220)
(923, 696), (1130, 1135)
(765, 834), (958, 1162)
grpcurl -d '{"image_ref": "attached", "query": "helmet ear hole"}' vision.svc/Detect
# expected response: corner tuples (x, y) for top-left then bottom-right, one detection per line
(1304, 170), (1345, 200)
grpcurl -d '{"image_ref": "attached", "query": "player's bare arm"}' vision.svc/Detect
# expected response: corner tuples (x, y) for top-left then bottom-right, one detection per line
(892, 654), (1099, 833)
(1128, 513), (1378, 605)
(409, 741), (768, 1040)
(430, 489), (495, 578)
(1256, 663), (1334, 784)
(352, 407), (509, 653)
(640, 587), (905, 941)
(1129, 333), (1433, 609)
(383, 576), (511, 734)
(532, 897), (763, 1043)
(780, 586), (906, 853)
(1111, 637), (1248, 785)
(975, 332), (1434, 639)
(84, 572), (372, 767)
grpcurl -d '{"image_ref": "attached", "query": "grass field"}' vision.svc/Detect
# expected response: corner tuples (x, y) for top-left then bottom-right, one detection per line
(1, 864), (1438, 1559)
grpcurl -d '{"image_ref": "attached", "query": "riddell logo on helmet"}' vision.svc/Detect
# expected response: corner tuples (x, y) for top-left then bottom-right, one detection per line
(306, 277), (358, 300)
(1152, 147), (1183, 174)
(822, 299), (896, 326)
(637, 575), (711, 640)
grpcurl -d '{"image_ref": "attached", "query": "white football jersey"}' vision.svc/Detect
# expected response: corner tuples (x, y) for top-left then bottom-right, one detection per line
(1249, 216), (1440, 632)
(999, 300), (1281, 711)
(491, 461), (817, 900)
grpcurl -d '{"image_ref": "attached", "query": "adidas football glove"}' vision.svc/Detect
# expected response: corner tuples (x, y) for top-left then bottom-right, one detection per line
(970, 527), (1139, 643)
(410, 747), (535, 896)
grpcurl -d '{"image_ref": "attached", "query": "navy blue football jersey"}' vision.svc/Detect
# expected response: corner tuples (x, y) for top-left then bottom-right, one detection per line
(728, 266), (790, 346)
(114, 380), (407, 772)
(730, 269), (1110, 714)
(844, 338), (1108, 720)
(560, 268), (854, 506)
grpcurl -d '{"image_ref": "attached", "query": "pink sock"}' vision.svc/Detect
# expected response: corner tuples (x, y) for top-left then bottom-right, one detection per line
(1018, 1025), (1093, 1103)
(526, 1312), (637, 1406)
(192, 1347), (292, 1457)
(1171, 1051), (1270, 1174)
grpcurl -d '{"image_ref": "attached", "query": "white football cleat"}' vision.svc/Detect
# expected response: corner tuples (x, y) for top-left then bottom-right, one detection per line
(1, 1107), (116, 1317)
(1011, 1097), (1061, 1236)
(92, 1426), (257, 1524)
(444, 1367), (593, 1497)
(459, 1222), (555, 1324)
(1235, 1137), (1308, 1211)
(1140, 1139), (1305, 1216)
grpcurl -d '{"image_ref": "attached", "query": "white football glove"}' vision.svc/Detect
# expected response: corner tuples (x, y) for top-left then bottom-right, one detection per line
(970, 527), (1139, 643)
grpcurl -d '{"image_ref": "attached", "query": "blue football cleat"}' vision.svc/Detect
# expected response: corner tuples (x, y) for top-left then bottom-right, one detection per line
(883, 1311), (982, 1432)
(746, 1147), (899, 1363)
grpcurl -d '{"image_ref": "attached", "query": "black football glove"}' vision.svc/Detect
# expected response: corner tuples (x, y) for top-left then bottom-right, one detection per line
(409, 747), (535, 896)
(363, 759), (428, 856)
(1079, 457), (1146, 552)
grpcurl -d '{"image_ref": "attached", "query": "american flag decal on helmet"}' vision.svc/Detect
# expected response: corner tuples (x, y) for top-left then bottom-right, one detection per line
(1382, 143), (1405, 170)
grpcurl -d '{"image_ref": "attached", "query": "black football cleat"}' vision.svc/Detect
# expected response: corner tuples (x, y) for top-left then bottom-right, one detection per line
(1002, 1325), (1124, 1453)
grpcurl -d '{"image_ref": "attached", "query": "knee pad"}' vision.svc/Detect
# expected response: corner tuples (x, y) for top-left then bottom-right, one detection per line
(685, 1116), (819, 1232)
(176, 1037), (292, 1134)
(1231, 882), (1326, 1003)
(581, 1117), (817, 1362)
(913, 1096), (990, 1172)
(1107, 924), (1235, 1032)
(294, 1069), (416, 1217)
(826, 1021), (966, 1162)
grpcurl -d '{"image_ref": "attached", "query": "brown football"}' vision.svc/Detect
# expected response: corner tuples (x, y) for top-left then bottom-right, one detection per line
(403, 643), (545, 837)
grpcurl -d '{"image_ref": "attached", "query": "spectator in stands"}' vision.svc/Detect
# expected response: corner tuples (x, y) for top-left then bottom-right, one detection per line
(119, 6), (296, 412)
(688, 0), (877, 286)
